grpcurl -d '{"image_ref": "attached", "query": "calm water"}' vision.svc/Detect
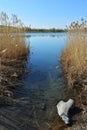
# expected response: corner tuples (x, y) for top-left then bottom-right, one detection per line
(0, 32), (68, 130)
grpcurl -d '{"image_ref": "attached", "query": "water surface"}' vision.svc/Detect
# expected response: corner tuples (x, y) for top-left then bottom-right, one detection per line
(0, 32), (67, 130)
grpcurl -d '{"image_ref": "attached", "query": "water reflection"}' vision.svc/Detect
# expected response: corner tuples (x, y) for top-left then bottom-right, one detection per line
(0, 32), (68, 130)
(21, 32), (66, 38)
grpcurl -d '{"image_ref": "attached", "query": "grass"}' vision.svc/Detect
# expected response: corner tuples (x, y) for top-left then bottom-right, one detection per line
(61, 19), (87, 88)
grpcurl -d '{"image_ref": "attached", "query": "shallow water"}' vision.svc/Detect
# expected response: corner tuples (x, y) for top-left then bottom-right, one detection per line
(0, 32), (68, 130)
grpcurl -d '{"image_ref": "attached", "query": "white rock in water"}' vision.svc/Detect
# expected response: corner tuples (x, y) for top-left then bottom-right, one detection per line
(57, 99), (74, 124)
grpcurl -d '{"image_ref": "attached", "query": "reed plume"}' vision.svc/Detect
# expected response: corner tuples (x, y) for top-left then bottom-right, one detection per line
(61, 19), (87, 88)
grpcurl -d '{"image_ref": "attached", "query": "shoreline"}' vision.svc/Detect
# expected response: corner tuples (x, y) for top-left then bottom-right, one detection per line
(52, 20), (87, 129)
(0, 57), (28, 105)
(51, 76), (87, 130)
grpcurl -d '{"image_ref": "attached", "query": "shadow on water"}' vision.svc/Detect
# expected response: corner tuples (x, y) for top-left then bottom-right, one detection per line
(0, 32), (72, 130)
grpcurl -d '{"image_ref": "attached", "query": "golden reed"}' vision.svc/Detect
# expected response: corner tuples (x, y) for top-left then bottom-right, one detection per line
(61, 19), (87, 88)
(0, 12), (28, 60)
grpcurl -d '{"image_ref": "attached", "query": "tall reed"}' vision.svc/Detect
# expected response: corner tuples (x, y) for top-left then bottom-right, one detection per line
(0, 12), (28, 60)
(61, 19), (87, 88)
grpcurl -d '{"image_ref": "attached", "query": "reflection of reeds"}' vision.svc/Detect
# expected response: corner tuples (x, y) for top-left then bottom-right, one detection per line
(61, 19), (87, 88)
(0, 12), (28, 60)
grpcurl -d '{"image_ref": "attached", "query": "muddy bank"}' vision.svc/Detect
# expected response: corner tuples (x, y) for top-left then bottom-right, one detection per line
(0, 57), (28, 105)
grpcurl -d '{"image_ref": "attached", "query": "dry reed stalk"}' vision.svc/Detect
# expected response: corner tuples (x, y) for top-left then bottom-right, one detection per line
(61, 19), (87, 88)
(0, 12), (28, 60)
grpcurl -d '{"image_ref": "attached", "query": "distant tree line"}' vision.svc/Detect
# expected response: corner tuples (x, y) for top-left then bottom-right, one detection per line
(25, 27), (66, 32)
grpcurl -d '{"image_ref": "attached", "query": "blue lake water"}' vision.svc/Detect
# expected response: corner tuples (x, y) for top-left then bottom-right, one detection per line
(0, 32), (68, 130)
(23, 32), (67, 103)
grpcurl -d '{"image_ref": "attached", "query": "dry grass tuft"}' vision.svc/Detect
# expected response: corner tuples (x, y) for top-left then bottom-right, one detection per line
(61, 19), (87, 88)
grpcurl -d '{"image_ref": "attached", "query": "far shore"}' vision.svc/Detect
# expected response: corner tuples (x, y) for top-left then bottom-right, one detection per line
(0, 25), (66, 33)
(25, 28), (66, 32)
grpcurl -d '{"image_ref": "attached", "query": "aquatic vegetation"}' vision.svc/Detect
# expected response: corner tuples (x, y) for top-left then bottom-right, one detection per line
(61, 19), (87, 87)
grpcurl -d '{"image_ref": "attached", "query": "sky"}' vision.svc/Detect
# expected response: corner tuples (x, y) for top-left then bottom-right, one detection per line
(0, 0), (87, 29)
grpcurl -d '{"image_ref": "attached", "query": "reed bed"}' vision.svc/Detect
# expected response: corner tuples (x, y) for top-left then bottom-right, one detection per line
(0, 12), (28, 60)
(61, 19), (87, 88)
(0, 12), (29, 103)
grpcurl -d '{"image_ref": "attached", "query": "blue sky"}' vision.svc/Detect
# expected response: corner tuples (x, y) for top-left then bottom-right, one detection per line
(0, 0), (87, 29)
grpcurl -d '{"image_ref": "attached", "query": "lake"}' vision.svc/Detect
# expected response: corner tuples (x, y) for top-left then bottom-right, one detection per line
(0, 32), (68, 130)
